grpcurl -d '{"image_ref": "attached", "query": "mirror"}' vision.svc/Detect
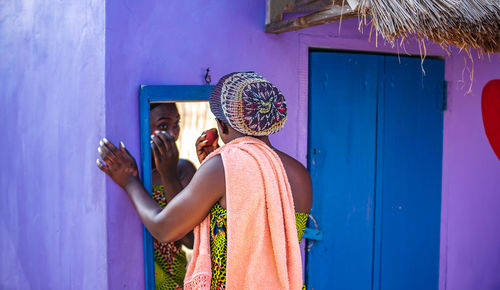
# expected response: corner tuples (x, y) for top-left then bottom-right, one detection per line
(139, 85), (214, 290)
(175, 102), (219, 168)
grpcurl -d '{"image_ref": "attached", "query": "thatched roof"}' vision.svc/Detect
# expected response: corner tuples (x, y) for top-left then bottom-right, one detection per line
(357, 0), (500, 53)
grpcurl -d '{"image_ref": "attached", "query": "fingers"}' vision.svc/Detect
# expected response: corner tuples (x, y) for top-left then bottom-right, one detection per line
(119, 141), (138, 176)
(196, 151), (207, 164)
(97, 138), (139, 187)
(102, 137), (120, 156)
(96, 158), (110, 174)
(196, 139), (213, 163)
(156, 131), (176, 152)
(98, 137), (126, 166)
(98, 138), (133, 167)
(195, 131), (207, 145)
(154, 131), (178, 160)
(151, 138), (162, 161)
(120, 141), (135, 162)
(98, 143), (115, 165)
(197, 140), (209, 151)
(120, 141), (132, 157)
(196, 140), (210, 157)
(151, 131), (170, 155)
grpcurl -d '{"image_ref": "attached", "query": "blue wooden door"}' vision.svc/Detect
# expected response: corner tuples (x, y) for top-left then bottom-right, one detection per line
(307, 51), (444, 290)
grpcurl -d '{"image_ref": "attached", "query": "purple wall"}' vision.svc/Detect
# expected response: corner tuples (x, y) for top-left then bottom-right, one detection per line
(2, 0), (498, 289)
(105, 1), (500, 289)
(440, 53), (500, 290)
(0, 0), (107, 289)
(106, 1), (500, 289)
(105, 1), (299, 288)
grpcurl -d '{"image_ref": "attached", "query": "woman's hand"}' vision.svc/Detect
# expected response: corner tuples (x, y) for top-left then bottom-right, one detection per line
(195, 128), (219, 163)
(151, 131), (179, 180)
(97, 138), (139, 188)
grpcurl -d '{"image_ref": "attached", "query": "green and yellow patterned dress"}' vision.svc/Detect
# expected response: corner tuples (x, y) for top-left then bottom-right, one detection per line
(209, 203), (309, 290)
(152, 185), (188, 290)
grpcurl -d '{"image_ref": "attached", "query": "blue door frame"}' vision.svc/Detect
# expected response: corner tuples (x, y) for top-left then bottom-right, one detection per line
(139, 85), (214, 290)
(306, 51), (444, 290)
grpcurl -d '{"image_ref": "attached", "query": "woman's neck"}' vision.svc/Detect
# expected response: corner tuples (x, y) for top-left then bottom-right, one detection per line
(256, 136), (272, 147)
(227, 133), (273, 149)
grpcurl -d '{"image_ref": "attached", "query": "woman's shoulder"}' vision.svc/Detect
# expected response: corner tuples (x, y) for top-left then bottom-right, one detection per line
(177, 159), (197, 187)
(274, 150), (309, 179)
(274, 150), (313, 213)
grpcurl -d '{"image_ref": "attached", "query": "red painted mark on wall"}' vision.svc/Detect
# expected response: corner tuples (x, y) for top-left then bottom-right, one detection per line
(482, 79), (500, 161)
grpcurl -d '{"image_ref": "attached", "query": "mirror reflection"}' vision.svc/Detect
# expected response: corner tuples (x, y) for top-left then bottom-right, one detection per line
(149, 101), (217, 289)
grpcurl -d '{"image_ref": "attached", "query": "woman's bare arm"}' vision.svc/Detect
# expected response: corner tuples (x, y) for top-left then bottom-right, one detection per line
(97, 138), (225, 243)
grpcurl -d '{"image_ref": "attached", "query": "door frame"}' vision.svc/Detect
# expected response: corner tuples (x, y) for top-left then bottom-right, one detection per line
(298, 36), (447, 288)
(138, 85), (214, 290)
(296, 34), (446, 165)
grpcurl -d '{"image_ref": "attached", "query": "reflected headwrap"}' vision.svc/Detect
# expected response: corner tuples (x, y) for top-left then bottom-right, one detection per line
(209, 72), (287, 136)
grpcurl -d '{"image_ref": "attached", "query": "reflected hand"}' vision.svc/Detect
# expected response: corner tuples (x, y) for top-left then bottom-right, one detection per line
(151, 130), (179, 180)
(195, 128), (219, 163)
(97, 138), (139, 188)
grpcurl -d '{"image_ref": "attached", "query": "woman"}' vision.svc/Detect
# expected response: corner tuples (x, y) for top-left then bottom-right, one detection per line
(150, 103), (196, 289)
(97, 72), (312, 289)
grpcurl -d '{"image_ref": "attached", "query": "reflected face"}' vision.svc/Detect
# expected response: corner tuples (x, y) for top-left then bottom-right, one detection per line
(150, 103), (181, 141)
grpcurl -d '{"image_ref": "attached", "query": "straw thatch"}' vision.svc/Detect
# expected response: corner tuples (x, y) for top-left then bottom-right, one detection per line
(357, 0), (500, 53)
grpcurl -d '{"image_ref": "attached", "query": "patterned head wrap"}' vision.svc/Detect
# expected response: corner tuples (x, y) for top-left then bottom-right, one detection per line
(209, 72), (287, 136)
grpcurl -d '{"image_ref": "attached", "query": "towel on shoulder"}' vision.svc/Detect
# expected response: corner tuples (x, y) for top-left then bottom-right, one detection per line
(184, 137), (302, 290)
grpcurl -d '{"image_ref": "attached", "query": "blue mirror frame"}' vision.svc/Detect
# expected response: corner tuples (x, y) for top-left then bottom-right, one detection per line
(139, 85), (214, 290)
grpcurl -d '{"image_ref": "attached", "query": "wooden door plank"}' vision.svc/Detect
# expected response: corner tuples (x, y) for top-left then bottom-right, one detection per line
(375, 55), (443, 290)
(307, 51), (380, 290)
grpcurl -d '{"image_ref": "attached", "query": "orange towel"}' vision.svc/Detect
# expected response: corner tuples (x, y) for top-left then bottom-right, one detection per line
(184, 137), (303, 289)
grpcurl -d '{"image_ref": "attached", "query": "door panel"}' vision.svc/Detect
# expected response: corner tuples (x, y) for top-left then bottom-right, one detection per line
(376, 56), (443, 290)
(307, 51), (443, 290)
(307, 51), (380, 290)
